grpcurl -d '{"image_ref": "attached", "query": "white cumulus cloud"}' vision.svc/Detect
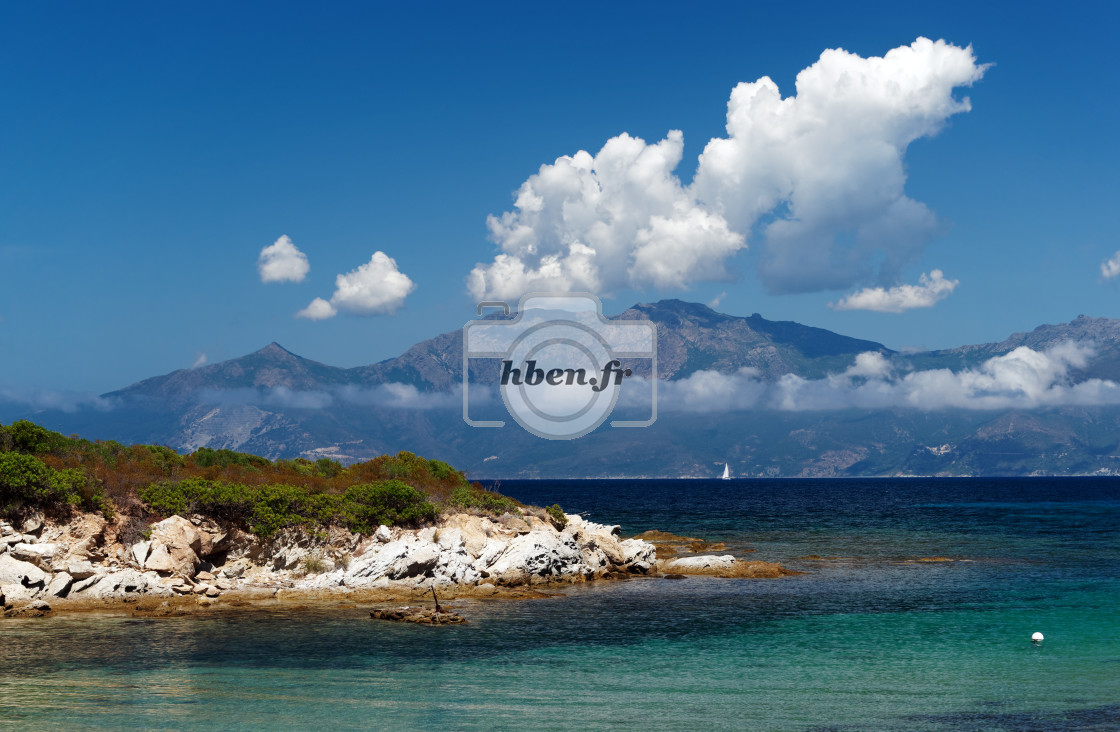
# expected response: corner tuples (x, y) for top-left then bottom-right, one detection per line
(469, 131), (744, 300)
(298, 252), (415, 320)
(296, 297), (337, 321)
(469, 37), (985, 301)
(829, 270), (959, 312)
(1101, 250), (1120, 279)
(258, 235), (310, 283)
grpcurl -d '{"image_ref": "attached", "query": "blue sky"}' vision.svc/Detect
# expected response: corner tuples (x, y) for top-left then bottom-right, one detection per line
(1, 0), (1117, 395)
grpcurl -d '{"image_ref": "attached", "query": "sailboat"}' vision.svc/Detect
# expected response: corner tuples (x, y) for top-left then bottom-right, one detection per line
(721, 463), (731, 480)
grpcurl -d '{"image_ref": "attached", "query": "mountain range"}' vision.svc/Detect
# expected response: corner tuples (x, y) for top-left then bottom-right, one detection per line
(9, 300), (1120, 478)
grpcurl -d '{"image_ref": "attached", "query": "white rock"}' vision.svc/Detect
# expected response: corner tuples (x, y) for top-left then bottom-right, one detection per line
(69, 575), (102, 594)
(46, 572), (74, 598)
(483, 530), (584, 579)
(66, 561), (99, 580)
(84, 569), (172, 599)
(131, 541), (151, 568)
(374, 525), (392, 543)
(1, 582), (39, 605)
(298, 569), (346, 590)
(345, 537), (439, 584)
(21, 513), (44, 534)
(0, 553), (48, 587)
(145, 516), (204, 575)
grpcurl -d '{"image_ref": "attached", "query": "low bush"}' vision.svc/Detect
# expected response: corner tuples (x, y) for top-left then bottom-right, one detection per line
(0, 450), (111, 519)
(546, 504), (568, 529)
(140, 477), (438, 538)
(442, 485), (520, 517)
(339, 480), (438, 533)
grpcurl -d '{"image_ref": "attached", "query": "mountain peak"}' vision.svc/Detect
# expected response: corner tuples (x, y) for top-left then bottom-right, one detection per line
(255, 342), (295, 357)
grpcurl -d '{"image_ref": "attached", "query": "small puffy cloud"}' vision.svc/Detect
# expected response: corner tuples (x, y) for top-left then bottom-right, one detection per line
(829, 270), (958, 313)
(191, 353), (208, 369)
(297, 297), (337, 321)
(299, 252), (415, 320)
(1101, 250), (1120, 279)
(470, 38), (985, 300)
(258, 235), (310, 283)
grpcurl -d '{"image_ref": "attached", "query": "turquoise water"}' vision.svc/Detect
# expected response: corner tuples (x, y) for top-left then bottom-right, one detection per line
(2, 478), (1118, 731)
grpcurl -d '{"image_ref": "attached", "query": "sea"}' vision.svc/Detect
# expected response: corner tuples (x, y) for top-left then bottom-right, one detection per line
(1, 478), (1118, 731)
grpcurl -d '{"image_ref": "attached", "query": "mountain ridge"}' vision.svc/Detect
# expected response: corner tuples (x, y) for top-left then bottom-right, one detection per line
(10, 299), (1120, 478)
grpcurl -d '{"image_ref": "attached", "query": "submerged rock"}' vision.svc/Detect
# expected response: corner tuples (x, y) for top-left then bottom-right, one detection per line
(369, 606), (467, 625)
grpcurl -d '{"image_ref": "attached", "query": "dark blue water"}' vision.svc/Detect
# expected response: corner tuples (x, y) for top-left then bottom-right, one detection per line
(1, 478), (1118, 731)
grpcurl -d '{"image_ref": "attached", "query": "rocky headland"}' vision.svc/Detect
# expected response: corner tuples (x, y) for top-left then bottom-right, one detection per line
(0, 510), (793, 617)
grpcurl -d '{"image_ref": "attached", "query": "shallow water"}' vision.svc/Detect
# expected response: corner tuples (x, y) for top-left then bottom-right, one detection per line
(2, 478), (1118, 731)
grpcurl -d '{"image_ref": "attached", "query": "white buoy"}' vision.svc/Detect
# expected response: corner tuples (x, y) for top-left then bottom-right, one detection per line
(1032, 632), (1044, 642)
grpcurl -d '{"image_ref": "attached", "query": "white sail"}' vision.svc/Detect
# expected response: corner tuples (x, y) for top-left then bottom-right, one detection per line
(721, 463), (730, 480)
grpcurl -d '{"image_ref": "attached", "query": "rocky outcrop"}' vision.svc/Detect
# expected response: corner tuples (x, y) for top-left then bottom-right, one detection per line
(1, 508), (664, 614)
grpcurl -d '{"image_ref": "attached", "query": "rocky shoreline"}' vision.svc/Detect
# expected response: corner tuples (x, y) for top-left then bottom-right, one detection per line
(1, 510), (794, 617)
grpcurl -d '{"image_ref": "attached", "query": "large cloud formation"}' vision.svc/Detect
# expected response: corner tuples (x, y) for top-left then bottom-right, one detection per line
(469, 38), (985, 301)
(652, 342), (1120, 412)
(298, 252), (415, 320)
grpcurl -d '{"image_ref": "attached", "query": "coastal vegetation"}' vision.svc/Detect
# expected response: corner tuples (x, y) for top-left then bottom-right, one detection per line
(0, 420), (529, 538)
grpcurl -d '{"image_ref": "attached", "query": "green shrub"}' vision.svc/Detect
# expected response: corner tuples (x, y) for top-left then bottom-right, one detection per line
(340, 480), (438, 534)
(144, 444), (186, 474)
(140, 479), (332, 538)
(0, 451), (110, 518)
(140, 477), (438, 538)
(546, 504), (568, 529)
(315, 457), (343, 478)
(299, 554), (329, 575)
(5, 420), (71, 455)
(189, 447), (270, 470)
(443, 485), (520, 516)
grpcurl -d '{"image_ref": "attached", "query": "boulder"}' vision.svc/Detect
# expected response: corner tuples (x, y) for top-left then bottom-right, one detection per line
(66, 561), (99, 580)
(131, 541), (151, 568)
(374, 525), (392, 543)
(619, 539), (656, 572)
(45, 572), (73, 598)
(10, 542), (60, 570)
(21, 513), (44, 534)
(69, 575), (103, 594)
(441, 514), (494, 557)
(1, 582), (39, 605)
(144, 516), (202, 576)
(0, 553), (48, 587)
